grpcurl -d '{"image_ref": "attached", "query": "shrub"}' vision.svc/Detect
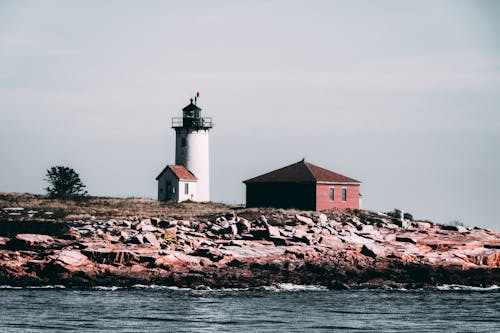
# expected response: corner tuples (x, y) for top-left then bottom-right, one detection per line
(403, 212), (413, 221)
(44, 166), (87, 199)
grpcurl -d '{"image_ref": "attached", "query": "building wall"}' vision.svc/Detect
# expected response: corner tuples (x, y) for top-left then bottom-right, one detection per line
(178, 180), (197, 202)
(245, 183), (316, 211)
(315, 183), (360, 211)
(157, 169), (197, 202)
(175, 128), (210, 201)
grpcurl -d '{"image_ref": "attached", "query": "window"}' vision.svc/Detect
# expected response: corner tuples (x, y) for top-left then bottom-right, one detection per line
(185, 183), (189, 195)
(329, 187), (334, 201)
(342, 188), (347, 201)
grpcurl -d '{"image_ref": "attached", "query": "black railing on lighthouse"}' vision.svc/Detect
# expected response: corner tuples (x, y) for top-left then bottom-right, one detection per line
(172, 117), (213, 129)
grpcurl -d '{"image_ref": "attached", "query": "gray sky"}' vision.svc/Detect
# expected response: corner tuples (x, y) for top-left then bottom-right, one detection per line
(1, 0), (499, 229)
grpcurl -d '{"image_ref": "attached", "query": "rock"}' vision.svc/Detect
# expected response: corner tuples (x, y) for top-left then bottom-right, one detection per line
(317, 213), (328, 223)
(441, 225), (459, 231)
(206, 231), (217, 239)
(140, 224), (157, 233)
(292, 232), (313, 245)
(0, 236), (10, 246)
(120, 220), (132, 228)
(177, 220), (191, 227)
(484, 252), (500, 267)
(219, 220), (230, 229)
(130, 234), (144, 244)
(236, 219), (251, 234)
(241, 233), (254, 240)
(102, 234), (120, 242)
(62, 228), (82, 240)
(158, 220), (175, 228)
(215, 216), (227, 224)
(210, 225), (222, 233)
(393, 219), (410, 228)
(360, 244), (384, 258)
(367, 217), (388, 226)
(249, 229), (267, 239)
(120, 230), (130, 240)
(414, 221), (432, 230)
(295, 214), (314, 226)
(319, 236), (343, 248)
(292, 229), (306, 239)
(9, 234), (54, 249)
(220, 224), (238, 236)
(56, 250), (90, 267)
(396, 237), (417, 244)
(143, 233), (160, 247)
(192, 247), (224, 261)
(269, 236), (290, 246)
(359, 225), (375, 233)
(266, 225), (280, 238)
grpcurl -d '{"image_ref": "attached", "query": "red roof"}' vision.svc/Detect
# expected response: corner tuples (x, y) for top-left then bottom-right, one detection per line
(156, 165), (197, 181)
(243, 159), (361, 184)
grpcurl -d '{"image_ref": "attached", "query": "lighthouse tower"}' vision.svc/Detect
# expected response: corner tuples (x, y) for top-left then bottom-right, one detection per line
(170, 97), (213, 201)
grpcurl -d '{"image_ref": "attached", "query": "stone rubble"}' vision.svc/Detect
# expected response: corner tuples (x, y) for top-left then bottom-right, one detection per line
(0, 208), (498, 289)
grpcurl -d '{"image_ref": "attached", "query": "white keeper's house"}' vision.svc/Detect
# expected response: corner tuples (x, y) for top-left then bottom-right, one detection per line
(156, 94), (213, 202)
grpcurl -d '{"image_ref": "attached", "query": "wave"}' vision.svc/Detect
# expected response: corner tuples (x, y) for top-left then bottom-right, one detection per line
(0, 285), (66, 289)
(436, 284), (499, 291)
(1, 284), (497, 291)
(92, 286), (123, 291)
(259, 283), (328, 292)
(88, 284), (328, 292)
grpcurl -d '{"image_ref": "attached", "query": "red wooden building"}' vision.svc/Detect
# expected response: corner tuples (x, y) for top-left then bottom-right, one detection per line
(243, 159), (361, 211)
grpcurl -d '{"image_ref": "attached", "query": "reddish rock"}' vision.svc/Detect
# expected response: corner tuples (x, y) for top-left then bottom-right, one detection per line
(0, 204), (498, 289)
(396, 236), (417, 244)
(143, 233), (160, 248)
(0, 236), (10, 246)
(192, 247), (224, 261)
(361, 244), (385, 258)
(102, 233), (120, 242)
(8, 234), (54, 249)
(295, 214), (314, 226)
(56, 250), (91, 267)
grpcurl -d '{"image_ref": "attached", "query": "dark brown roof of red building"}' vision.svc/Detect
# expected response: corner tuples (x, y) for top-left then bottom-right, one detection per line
(156, 165), (197, 181)
(243, 159), (361, 184)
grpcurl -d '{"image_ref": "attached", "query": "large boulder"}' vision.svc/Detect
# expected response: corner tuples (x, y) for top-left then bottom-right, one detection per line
(295, 214), (314, 226)
(396, 236), (417, 244)
(192, 247), (225, 261)
(360, 244), (385, 258)
(8, 233), (54, 249)
(56, 250), (91, 267)
(102, 233), (120, 242)
(266, 225), (281, 238)
(143, 233), (160, 247)
(220, 224), (238, 236)
(236, 219), (251, 234)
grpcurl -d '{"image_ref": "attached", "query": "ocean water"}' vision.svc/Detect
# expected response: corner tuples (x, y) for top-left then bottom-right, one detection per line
(0, 285), (498, 332)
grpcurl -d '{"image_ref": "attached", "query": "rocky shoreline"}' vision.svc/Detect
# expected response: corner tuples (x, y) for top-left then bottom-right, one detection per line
(1, 199), (499, 289)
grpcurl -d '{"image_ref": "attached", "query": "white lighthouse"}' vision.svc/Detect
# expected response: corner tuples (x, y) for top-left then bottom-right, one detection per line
(156, 95), (213, 202)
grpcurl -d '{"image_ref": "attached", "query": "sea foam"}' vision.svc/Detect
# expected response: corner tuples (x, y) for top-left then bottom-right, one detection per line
(436, 284), (499, 291)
